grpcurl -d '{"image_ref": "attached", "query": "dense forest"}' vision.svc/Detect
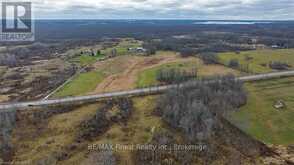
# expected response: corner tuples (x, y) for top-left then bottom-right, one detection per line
(1, 20), (294, 67)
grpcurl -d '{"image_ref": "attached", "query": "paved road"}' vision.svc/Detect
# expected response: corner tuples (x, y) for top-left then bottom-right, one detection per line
(1, 70), (294, 112)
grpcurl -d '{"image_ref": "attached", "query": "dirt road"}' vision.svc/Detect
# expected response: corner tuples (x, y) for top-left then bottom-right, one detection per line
(92, 52), (197, 93)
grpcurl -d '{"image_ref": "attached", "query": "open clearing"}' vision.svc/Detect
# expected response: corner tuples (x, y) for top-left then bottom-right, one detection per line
(93, 51), (239, 93)
(228, 77), (294, 145)
(92, 51), (198, 93)
(101, 39), (142, 56)
(70, 54), (106, 66)
(54, 51), (183, 96)
(219, 49), (294, 73)
(53, 51), (239, 96)
(136, 58), (239, 87)
(53, 71), (104, 97)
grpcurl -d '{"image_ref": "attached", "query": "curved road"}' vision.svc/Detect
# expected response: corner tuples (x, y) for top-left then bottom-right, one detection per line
(1, 70), (294, 112)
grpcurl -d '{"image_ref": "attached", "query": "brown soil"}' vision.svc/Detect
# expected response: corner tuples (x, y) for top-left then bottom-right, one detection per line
(91, 52), (196, 93)
(90, 51), (239, 94)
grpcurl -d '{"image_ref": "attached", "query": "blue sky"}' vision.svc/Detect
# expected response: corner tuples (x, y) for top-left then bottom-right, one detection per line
(33, 0), (294, 20)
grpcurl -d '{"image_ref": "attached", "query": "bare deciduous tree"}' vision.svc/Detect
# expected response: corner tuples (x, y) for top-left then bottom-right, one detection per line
(157, 75), (247, 141)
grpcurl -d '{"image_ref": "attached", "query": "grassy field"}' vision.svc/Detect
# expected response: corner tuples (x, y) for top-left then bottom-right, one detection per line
(136, 59), (238, 88)
(136, 61), (198, 87)
(228, 77), (294, 145)
(101, 39), (142, 56)
(71, 54), (105, 66)
(219, 49), (294, 73)
(53, 71), (104, 97)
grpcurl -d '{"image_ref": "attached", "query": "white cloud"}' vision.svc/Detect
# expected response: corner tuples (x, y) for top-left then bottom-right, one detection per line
(33, 0), (294, 19)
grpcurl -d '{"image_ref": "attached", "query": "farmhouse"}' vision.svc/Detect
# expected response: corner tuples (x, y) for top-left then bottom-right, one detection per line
(271, 45), (280, 49)
(128, 47), (147, 53)
(81, 50), (95, 56)
(274, 100), (286, 110)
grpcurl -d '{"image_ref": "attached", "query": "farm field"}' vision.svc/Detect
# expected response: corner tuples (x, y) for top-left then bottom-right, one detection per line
(136, 59), (239, 87)
(228, 77), (294, 145)
(219, 49), (294, 73)
(70, 54), (106, 66)
(53, 51), (181, 97)
(92, 51), (196, 93)
(52, 51), (240, 97)
(68, 38), (141, 67)
(101, 39), (142, 56)
(53, 71), (104, 97)
(93, 51), (239, 93)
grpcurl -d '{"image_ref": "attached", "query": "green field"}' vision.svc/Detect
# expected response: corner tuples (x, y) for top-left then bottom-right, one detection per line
(53, 71), (104, 97)
(102, 39), (141, 56)
(71, 54), (105, 66)
(136, 58), (238, 88)
(136, 61), (198, 88)
(228, 77), (294, 145)
(219, 49), (294, 73)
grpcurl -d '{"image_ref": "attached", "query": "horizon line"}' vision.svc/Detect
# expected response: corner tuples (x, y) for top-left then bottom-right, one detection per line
(29, 18), (294, 21)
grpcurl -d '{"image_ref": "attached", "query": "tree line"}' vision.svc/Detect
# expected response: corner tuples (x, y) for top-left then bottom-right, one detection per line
(156, 68), (198, 84)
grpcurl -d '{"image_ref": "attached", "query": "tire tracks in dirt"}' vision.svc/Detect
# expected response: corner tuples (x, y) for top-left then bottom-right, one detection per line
(91, 54), (196, 94)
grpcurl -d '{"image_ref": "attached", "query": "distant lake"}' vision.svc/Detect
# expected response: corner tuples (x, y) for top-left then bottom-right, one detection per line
(193, 21), (273, 25)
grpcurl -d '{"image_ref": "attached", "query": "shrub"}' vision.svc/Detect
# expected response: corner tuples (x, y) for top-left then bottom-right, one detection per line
(156, 68), (197, 84)
(180, 48), (195, 57)
(78, 98), (133, 140)
(82, 150), (116, 165)
(198, 52), (219, 64)
(78, 106), (110, 140)
(114, 98), (133, 122)
(0, 111), (16, 160)
(269, 61), (291, 70)
(228, 59), (240, 68)
(143, 43), (157, 55)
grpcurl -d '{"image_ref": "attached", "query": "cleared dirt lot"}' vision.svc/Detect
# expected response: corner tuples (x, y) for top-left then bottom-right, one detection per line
(92, 52), (193, 93)
(92, 51), (238, 93)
